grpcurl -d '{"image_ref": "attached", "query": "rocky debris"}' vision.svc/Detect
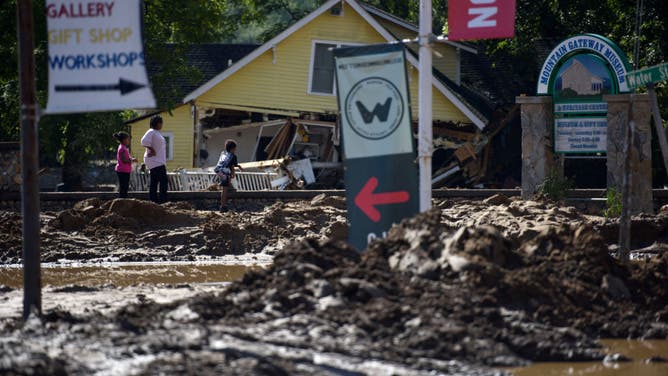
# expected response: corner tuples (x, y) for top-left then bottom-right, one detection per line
(3, 197), (666, 265)
(1, 199), (668, 374)
(645, 356), (668, 363)
(483, 193), (511, 206)
(0, 197), (349, 264)
(603, 353), (632, 364)
(601, 273), (631, 300)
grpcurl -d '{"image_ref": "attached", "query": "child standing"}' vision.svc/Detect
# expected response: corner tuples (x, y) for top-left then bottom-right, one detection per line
(114, 132), (137, 198)
(214, 139), (242, 211)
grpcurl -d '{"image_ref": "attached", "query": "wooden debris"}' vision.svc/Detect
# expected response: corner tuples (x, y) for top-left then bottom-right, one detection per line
(454, 143), (477, 163)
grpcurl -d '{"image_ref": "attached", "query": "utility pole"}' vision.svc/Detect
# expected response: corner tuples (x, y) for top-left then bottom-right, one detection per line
(418, 0), (433, 212)
(17, 0), (42, 320)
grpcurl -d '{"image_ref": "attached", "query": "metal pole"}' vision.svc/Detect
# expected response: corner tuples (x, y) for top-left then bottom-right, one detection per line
(647, 83), (668, 175)
(618, 96), (634, 264)
(418, 0), (433, 212)
(17, 0), (42, 320)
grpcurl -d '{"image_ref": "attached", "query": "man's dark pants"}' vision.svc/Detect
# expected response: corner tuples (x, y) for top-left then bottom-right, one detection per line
(149, 165), (168, 203)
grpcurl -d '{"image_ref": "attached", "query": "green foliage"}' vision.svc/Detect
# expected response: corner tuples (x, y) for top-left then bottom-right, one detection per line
(0, 1), (239, 189)
(483, 0), (668, 116)
(230, 0), (447, 43)
(2, 0), (668, 188)
(538, 170), (574, 202)
(604, 188), (623, 218)
(143, 0), (239, 109)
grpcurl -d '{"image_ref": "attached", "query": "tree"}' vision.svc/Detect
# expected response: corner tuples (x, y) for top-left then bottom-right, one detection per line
(483, 0), (668, 109)
(143, 0), (239, 108)
(0, 1), (240, 190)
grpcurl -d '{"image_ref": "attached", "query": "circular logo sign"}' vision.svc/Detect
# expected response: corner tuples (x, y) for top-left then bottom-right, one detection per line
(344, 77), (404, 140)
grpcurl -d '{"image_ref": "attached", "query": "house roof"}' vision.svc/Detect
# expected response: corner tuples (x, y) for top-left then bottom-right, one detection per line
(359, 2), (478, 54)
(148, 43), (259, 105)
(127, 43), (259, 124)
(183, 0), (490, 129)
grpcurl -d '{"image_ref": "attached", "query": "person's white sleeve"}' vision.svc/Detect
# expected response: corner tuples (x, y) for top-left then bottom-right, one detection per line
(140, 131), (151, 147)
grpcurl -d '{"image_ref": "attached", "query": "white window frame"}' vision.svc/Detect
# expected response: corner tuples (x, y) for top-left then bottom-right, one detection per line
(307, 39), (363, 96)
(162, 131), (174, 161)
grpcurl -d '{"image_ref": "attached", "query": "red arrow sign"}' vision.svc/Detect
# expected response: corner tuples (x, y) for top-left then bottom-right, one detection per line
(354, 177), (410, 223)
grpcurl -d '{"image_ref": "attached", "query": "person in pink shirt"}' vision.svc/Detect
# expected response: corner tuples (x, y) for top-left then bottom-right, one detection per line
(114, 131), (137, 198)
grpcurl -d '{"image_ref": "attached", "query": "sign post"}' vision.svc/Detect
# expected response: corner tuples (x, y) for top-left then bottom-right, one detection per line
(334, 44), (419, 250)
(17, 0), (41, 320)
(414, 0), (515, 212)
(418, 0), (433, 213)
(619, 64), (668, 263)
(626, 63), (668, 176)
(46, 0), (155, 113)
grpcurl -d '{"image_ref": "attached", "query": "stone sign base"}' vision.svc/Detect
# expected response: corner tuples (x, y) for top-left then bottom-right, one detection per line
(517, 94), (653, 214)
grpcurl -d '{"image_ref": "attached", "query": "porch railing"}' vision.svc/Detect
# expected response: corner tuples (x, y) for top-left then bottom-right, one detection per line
(129, 170), (279, 191)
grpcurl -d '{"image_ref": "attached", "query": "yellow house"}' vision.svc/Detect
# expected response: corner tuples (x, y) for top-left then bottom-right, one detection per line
(130, 0), (491, 169)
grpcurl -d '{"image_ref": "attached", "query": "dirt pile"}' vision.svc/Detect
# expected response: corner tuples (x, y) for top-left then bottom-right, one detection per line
(439, 197), (668, 252)
(49, 198), (200, 232)
(1, 200), (668, 374)
(0, 197), (348, 264)
(177, 209), (668, 368)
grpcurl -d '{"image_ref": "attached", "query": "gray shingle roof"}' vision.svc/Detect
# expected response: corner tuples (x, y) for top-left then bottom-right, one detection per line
(146, 43), (260, 105)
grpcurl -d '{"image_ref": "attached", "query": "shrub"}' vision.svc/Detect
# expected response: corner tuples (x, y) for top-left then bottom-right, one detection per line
(538, 170), (574, 202)
(604, 188), (622, 218)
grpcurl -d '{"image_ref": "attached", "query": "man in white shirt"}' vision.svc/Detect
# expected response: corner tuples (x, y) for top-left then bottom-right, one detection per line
(140, 115), (168, 203)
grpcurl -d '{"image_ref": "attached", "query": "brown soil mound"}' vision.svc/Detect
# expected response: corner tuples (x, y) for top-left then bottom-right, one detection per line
(0, 198), (349, 264)
(1, 201), (668, 374)
(50, 198), (200, 231)
(182, 209), (668, 367)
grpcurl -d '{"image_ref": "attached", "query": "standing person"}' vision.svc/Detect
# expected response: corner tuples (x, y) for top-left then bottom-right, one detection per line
(141, 115), (168, 203)
(214, 139), (242, 212)
(114, 131), (137, 198)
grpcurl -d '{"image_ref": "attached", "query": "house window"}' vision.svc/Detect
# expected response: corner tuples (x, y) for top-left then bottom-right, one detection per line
(162, 131), (174, 161)
(308, 41), (361, 95)
(309, 42), (337, 95)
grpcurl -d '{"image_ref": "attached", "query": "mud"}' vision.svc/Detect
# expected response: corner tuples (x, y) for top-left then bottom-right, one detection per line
(1, 196), (668, 374)
(0, 196), (348, 264)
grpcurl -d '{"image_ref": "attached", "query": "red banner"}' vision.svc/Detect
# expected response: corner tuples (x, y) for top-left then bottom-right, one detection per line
(448, 0), (516, 41)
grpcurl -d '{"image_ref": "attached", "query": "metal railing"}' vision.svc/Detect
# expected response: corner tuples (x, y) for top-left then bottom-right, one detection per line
(129, 170), (279, 191)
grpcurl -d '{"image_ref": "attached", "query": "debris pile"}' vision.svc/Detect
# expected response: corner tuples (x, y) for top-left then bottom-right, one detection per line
(2, 201), (668, 374)
(431, 106), (521, 188)
(1, 199), (668, 374)
(0, 197), (348, 264)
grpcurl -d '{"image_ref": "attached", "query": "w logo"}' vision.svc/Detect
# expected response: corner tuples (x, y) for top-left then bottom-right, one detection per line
(355, 98), (392, 124)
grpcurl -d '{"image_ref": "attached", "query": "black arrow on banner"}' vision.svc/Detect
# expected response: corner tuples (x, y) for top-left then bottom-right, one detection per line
(55, 78), (146, 95)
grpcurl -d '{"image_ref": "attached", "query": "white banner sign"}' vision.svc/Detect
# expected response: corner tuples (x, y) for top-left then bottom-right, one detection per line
(554, 102), (608, 114)
(555, 117), (607, 153)
(334, 45), (413, 159)
(46, 0), (156, 114)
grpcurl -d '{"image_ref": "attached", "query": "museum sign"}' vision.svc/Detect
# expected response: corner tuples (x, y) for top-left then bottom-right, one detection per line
(537, 34), (631, 154)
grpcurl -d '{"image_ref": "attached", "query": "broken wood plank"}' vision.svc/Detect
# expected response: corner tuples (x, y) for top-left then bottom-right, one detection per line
(238, 158), (287, 170)
(454, 143), (477, 163)
(433, 127), (480, 141)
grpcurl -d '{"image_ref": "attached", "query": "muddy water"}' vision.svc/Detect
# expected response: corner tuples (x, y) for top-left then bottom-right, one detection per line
(513, 340), (668, 376)
(0, 263), (262, 288)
